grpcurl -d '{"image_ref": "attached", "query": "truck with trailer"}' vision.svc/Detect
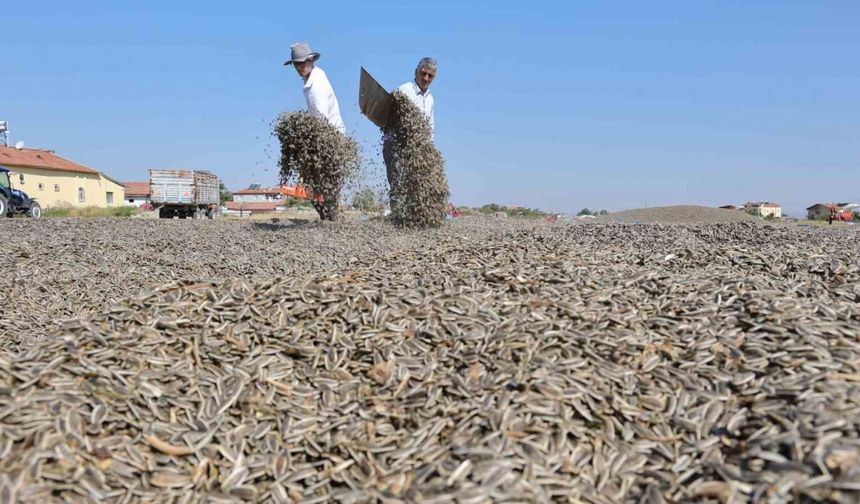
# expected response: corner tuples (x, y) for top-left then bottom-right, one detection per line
(149, 169), (219, 219)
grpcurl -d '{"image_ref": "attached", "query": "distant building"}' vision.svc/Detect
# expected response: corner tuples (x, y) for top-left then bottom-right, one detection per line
(233, 185), (284, 203)
(743, 201), (782, 218)
(0, 145), (124, 208)
(807, 203), (857, 221)
(223, 201), (283, 216)
(807, 203), (833, 220)
(123, 181), (151, 206)
(101, 174), (126, 207)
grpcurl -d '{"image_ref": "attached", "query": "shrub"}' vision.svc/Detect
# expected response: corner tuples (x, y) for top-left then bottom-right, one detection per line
(219, 182), (232, 205)
(352, 187), (376, 212)
(476, 203), (546, 219)
(44, 206), (139, 218)
(479, 203), (503, 214)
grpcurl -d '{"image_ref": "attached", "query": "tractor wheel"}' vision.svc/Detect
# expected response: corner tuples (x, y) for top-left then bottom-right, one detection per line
(27, 202), (42, 218)
(0, 195), (8, 217)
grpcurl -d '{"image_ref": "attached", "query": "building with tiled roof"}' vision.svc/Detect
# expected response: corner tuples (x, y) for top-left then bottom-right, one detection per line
(122, 181), (151, 206)
(0, 145), (124, 208)
(223, 200), (285, 216)
(233, 184), (285, 203)
(743, 201), (782, 219)
(806, 202), (857, 221)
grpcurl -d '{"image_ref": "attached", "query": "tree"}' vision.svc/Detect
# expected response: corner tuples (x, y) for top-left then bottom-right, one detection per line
(219, 182), (232, 205)
(598, 209), (609, 215)
(577, 208), (593, 216)
(352, 187), (376, 212)
(284, 196), (312, 208)
(854, 211), (860, 222)
(479, 203), (503, 214)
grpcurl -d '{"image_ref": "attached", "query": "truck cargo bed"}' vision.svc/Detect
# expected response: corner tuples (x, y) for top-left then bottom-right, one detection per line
(150, 169), (219, 206)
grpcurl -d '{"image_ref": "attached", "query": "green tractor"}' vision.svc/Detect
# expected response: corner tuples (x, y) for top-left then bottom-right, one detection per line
(0, 166), (42, 218)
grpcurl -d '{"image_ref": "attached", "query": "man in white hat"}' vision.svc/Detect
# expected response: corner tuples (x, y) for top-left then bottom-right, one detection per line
(285, 42), (346, 134)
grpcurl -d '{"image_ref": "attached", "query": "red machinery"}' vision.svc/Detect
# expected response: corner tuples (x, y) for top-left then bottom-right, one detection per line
(447, 202), (461, 218)
(283, 185), (465, 219)
(829, 206), (854, 222)
(279, 184), (314, 200)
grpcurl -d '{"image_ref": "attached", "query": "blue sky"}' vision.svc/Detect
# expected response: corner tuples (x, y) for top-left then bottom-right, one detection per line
(3, 1), (858, 216)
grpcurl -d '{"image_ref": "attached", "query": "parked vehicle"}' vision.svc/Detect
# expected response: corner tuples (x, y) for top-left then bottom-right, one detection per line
(149, 169), (219, 219)
(0, 166), (42, 218)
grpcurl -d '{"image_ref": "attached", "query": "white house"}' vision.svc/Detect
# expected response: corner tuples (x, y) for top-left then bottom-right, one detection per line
(233, 185), (284, 203)
(744, 201), (782, 219)
(122, 181), (151, 206)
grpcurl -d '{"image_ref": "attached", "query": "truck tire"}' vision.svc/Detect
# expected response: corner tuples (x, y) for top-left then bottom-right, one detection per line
(27, 202), (42, 218)
(0, 195), (8, 217)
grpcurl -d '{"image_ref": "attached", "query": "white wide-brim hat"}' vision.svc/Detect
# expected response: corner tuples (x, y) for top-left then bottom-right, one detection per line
(284, 42), (321, 66)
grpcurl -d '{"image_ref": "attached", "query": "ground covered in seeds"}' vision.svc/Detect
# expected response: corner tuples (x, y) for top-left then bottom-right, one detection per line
(597, 206), (759, 224)
(1, 217), (859, 502)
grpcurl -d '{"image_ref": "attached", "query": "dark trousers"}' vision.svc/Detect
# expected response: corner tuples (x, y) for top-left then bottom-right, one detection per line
(382, 134), (395, 187)
(382, 134), (398, 209)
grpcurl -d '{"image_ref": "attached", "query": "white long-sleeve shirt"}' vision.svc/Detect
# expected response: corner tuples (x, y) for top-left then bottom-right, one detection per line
(396, 81), (434, 138)
(304, 67), (346, 134)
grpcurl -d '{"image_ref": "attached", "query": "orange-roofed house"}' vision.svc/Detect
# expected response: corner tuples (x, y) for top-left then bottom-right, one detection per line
(223, 201), (280, 214)
(0, 145), (125, 208)
(122, 181), (151, 206)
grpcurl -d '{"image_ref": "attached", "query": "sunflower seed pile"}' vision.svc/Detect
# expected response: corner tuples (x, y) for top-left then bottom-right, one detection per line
(274, 112), (362, 221)
(1, 219), (859, 503)
(598, 206), (759, 224)
(0, 218), (533, 354)
(385, 92), (449, 229)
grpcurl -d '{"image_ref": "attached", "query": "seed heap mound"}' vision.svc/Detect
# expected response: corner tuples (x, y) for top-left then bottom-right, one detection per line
(597, 205), (759, 224)
(386, 92), (449, 229)
(274, 112), (361, 221)
(1, 220), (860, 502)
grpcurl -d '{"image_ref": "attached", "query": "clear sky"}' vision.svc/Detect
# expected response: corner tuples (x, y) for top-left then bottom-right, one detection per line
(3, 1), (858, 216)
